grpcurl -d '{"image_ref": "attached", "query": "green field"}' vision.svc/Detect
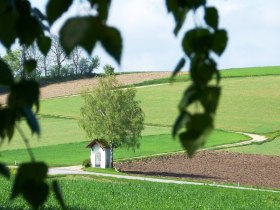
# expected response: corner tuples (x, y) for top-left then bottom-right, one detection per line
(0, 118), (170, 151)
(1, 67), (279, 166)
(0, 130), (247, 166)
(129, 66), (280, 87)
(0, 175), (279, 209)
(227, 136), (280, 156)
(39, 75), (280, 133)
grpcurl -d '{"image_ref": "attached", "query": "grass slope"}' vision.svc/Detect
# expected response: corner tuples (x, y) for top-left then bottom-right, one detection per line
(40, 75), (280, 133)
(0, 130), (247, 166)
(0, 119), (170, 151)
(227, 136), (280, 156)
(0, 175), (279, 209)
(129, 66), (280, 87)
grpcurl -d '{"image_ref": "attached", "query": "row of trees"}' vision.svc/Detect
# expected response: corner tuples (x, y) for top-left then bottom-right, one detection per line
(1, 36), (104, 80)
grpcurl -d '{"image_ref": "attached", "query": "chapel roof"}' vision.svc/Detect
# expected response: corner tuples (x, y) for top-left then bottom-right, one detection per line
(86, 139), (110, 149)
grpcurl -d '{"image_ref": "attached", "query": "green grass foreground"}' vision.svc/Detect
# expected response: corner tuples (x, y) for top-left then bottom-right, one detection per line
(0, 130), (247, 166)
(0, 175), (279, 209)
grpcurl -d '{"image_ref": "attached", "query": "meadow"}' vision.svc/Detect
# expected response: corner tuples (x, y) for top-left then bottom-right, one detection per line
(0, 67), (279, 167)
(0, 130), (247, 166)
(1, 175), (280, 209)
(227, 136), (280, 156)
(39, 75), (280, 133)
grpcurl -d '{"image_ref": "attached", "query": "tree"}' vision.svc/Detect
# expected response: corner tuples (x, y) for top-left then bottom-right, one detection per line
(49, 35), (66, 78)
(70, 47), (82, 75)
(3, 48), (21, 77)
(79, 56), (100, 76)
(25, 44), (44, 79)
(103, 64), (115, 76)
(79, 76), (144, 167)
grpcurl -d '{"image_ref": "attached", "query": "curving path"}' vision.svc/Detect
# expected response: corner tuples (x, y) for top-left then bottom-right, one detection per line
(204, 131), (267, 150)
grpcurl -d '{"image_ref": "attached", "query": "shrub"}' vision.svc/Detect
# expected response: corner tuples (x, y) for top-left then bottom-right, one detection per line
(82, 159), (91, 168)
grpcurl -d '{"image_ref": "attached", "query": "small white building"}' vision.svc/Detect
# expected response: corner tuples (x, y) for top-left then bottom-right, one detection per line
(86, 140), (111, 168)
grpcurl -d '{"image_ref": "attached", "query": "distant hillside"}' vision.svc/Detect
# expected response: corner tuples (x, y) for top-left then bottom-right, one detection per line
(129, 66), (280, 87)
(0, 72), (170, 104)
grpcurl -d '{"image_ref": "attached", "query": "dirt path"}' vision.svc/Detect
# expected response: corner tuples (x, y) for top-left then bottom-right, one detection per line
(204, 131), (267, 150)
(115, 150), (280, 188)
(48, 165), (279, 193)
(0, 72), (171, 104)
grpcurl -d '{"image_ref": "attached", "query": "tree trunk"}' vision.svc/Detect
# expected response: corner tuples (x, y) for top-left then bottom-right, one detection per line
(109, 143), (114, 168)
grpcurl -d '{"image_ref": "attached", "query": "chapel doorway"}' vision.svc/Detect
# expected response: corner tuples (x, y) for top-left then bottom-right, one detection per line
(95, 152), (101, 167)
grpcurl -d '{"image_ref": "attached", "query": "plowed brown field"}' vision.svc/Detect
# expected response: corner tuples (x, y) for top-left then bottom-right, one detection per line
(115, 151), (280, 188)
(0, 72), (171, 104)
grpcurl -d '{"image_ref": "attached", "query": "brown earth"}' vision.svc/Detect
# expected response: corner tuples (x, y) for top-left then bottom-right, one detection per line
(115, 150), (280, 188)
(0, 72), (171, 104)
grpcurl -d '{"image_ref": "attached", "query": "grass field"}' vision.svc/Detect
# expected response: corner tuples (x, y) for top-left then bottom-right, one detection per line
(129, 66), (280, 87)
(0, 130), (248, 166)
(0, 119), (170, 151)
(227, 136), (280, 156)
(39, 75), (280, 133)
(0, 175), (279, 209)
(1, 67), (279, 166)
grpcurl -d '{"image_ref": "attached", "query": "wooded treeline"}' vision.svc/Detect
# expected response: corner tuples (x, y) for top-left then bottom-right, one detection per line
(1, 35), (101, 82)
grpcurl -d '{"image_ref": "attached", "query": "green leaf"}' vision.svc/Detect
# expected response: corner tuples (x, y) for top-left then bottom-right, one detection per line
(179, 113), (213, 157)
(11, 162), (49, 209)
(32, 8), (47, 21)
(18, 16), (42, 47)
(89, 0), (111, 21)
(100, 26), (122, 64)
(212, 29), (228, 56)
(182, 28), (212, 57)
(166, 0), (189, 35)
(204, 7), (218, 29)
(0, 9), (19, 48)
(0, 59), (14, 86)
(47, 0), (73, 25)
(8, 80), (40, 112)
(37, 36), (51, 56)
(0, 163), (10, 179)
(190, 56), (217, 85)
(186, 114), (213, 132)
(199, 86), (221, 114)
(171, 57), (185, 80)
(179, 131), (203, 157)
(24, 60), (37, 74)
(187, 0), (206, 10)
(60, 16), (99, 55)
(178, 85), (200, 111)
(23, 107), (40, 135)
(52, 180), (67, 210)
(215, 70), (221, 84)
(0, 108), (15, 141)
(172, 111), (190, 137)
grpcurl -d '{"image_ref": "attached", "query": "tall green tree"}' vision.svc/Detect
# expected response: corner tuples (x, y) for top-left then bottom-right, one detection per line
(3, 49), (21, 77)
(79, 76), (144, 167)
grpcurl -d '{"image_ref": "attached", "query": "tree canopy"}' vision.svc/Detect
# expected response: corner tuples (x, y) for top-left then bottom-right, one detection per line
(79, 76), (144, 167)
